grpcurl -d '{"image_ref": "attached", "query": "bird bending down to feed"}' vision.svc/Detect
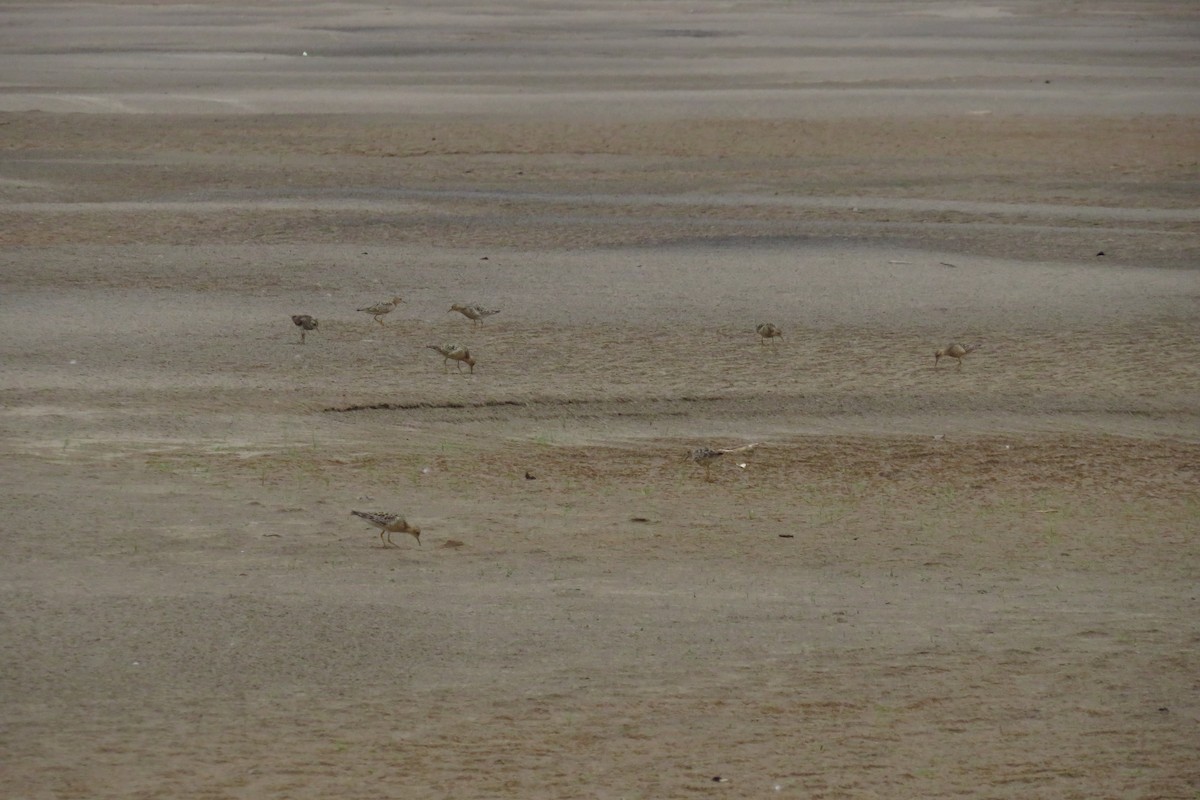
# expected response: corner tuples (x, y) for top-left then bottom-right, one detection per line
(934, 342), (981, 369)
(756, 323), (783, 345)
(426, 343), (476, 373)
(291, 314), (318, 343)
(688, 443), (761, 481)
(357, 295), (405, 325)
(350, 511), (422, 547)
(449, 304), (500, 326)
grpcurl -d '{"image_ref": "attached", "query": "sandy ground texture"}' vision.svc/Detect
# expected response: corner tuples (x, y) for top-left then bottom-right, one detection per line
(2, 1), (1199, 798)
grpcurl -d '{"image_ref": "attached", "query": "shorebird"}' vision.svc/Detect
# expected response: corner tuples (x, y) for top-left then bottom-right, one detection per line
(350, 510), (422, 547)
(357, 295), (405, 325)
(426, 343), (476, 373)
(934, 342), (981, 369)
(449, 304), (500, 326)
(687, 443), (761, 481)
(756, 323), (783, 345)
(291, 314), (318, 344)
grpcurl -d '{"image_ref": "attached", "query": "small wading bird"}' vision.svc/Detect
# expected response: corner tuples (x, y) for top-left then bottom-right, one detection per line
(756, 323), (783, 345)
(934, 342), (981, 369)
(687, 443), (761, 481)
(449, 304), (500, 326)
(357, 295), (405, 325)
(350, 511), (422, 547)
(426, 343), (476, 373)
(291, 314), (318, 343)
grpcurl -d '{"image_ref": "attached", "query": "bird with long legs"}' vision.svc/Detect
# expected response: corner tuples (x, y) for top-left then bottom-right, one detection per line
(350, 511), (422, 547)
(291, 314), (318, 343)
(449, 304), (500, 326)
(357, 295), (405, 326)
(426, 343), (477, 374)
(934, 342), (981, 369)
(755, 323), (783, 345)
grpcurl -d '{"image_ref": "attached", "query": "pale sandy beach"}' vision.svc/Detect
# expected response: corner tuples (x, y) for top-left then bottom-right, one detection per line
(1, 2), (1198, 797)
